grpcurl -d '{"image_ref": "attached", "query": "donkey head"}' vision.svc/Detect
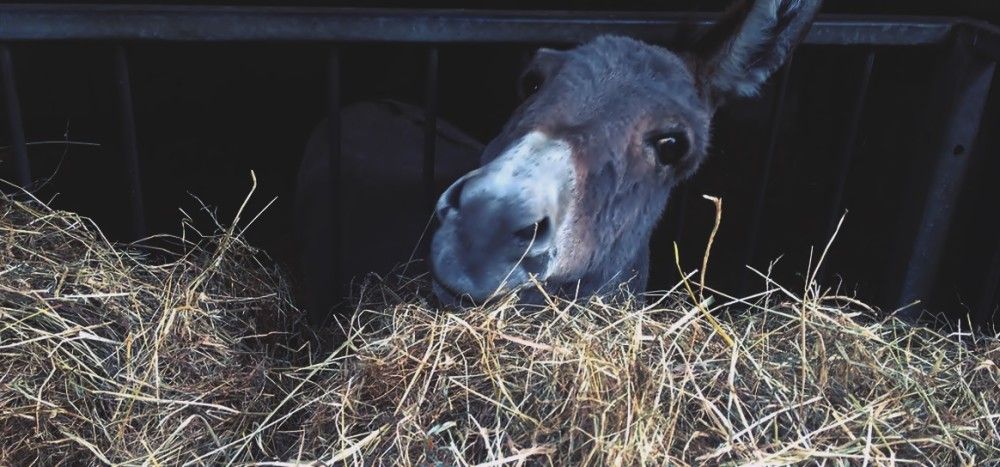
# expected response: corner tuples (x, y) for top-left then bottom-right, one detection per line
(431, 0), (821, 304)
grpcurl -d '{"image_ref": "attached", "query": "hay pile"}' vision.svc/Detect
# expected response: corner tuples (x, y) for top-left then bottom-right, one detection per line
(0, 195), (306, 465)
(1, 195), (998, 465)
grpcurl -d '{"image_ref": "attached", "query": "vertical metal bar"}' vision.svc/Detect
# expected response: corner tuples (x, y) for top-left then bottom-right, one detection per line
(826, 50), (875, 239)
(895, 28), (996, 311)
(739, 58), (794, 292)
(669, 185), (689, 245)
(665, 185), (690, 286)
(423, 47), (439, 212)
(113, 45), (146, 239)
(977, 238), (1000, 325)
(325, 47), (342, 319)
(0, 44), (31, 191)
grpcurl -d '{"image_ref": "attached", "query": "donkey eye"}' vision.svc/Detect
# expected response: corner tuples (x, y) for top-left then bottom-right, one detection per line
(651, 132), (689, 166)
(520, 70), (544, 98)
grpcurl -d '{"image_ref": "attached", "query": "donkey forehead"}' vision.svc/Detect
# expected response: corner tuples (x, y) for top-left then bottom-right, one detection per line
(569, 36), (695, 84)
(536, 37), (706, 129)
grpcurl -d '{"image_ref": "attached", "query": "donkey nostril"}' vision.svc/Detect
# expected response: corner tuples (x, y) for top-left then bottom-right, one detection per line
(437, 176), (468, 221)
(513, 217), (552, 245)
(512, 224), (535, 243)
(536, 217), (551, 240)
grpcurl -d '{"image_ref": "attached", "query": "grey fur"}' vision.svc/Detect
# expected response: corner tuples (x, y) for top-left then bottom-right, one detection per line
(430, 0), (821, 305)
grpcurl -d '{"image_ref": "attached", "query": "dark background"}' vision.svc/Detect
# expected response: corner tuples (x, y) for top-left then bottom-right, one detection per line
(1, 1), (999, 325)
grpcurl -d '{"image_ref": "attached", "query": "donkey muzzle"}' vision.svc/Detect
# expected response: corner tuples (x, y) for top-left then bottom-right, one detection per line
(430, 131), (574, 303)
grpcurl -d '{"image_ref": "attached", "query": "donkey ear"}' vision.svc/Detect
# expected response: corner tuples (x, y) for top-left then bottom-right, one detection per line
(693, 0), (822, 103)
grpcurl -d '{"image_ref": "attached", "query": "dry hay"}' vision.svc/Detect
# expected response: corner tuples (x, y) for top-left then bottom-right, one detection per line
(1, 193), (998, 466)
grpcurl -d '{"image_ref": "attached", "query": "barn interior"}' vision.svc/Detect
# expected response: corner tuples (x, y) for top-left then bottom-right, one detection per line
(1, 1), (999, 326)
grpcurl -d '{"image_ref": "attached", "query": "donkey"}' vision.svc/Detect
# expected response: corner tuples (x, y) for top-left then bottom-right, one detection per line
(430, 0), (822, 304)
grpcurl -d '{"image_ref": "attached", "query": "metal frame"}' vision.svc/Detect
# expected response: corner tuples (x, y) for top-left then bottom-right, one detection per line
(113, 45), (146, 239)
(895, 25), (998, 315)
(0, 6), (968, 45)
(1, 5), (998, 322)
(0, 45), (30, 191)
(738, 58), (793, 294)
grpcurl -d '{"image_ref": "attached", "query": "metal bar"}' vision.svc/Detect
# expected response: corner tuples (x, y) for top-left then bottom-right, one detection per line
(739, 58), (794, 292)
(977, 237), (1000, 325)
(324, 47), (342, 321)
(112, 45), (145, 239)
(0, 44), (31, 191)
(0, 6), (961, 46)
(423, 47), (439, 213)
(970, 20), (1000, 62)
(826, 49), (875, 239)
(669, 184), (689, 245)
(895, 27), (997, 311)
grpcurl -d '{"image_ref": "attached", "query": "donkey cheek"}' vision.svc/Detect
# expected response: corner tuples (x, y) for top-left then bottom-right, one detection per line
(552, 217), (595, 275)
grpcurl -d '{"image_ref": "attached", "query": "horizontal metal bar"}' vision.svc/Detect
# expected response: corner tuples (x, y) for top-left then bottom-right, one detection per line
(0, 5), (967, 46)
